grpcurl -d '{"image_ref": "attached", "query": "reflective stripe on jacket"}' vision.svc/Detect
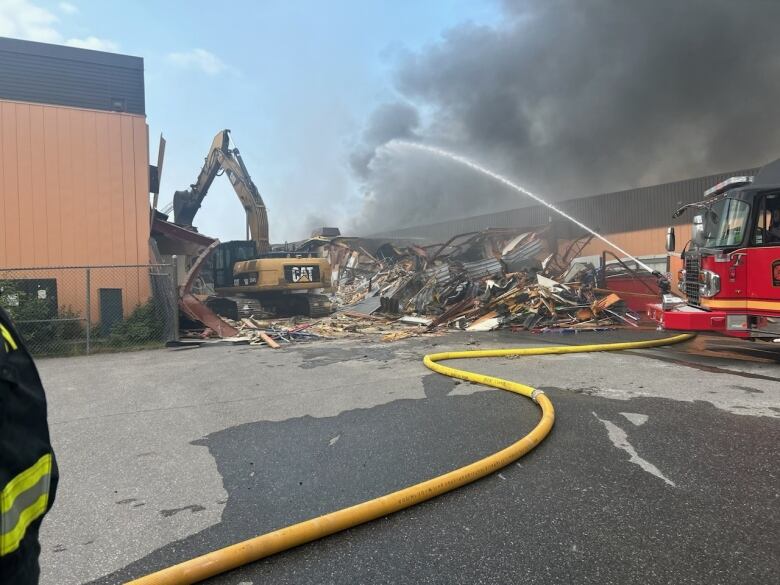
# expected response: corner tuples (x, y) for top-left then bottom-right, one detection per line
(1, 454), (53, 556)
(0, 324), (17, 352)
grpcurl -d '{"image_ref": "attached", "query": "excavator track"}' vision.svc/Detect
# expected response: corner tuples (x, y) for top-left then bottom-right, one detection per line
(248, 293), (334, 318)
(304, 294), (334, 318)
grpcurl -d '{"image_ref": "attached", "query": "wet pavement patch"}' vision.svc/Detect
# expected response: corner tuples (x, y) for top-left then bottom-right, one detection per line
(297, 344), (409, 369)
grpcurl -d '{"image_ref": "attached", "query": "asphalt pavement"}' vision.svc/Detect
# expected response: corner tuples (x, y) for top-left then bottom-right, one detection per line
(36, 330), (780, 584)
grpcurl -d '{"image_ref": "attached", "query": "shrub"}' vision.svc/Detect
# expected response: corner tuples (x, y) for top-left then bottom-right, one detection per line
(109, 301), (165, 344)
(0, 281), (61, 349)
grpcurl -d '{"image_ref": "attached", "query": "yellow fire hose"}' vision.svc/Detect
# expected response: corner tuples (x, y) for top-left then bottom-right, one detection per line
(127, 333), (693, 585)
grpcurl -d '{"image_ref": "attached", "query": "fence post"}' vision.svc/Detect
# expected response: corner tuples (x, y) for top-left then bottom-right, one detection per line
(85, 267), (91, 355)
(171, 265), (179, 342)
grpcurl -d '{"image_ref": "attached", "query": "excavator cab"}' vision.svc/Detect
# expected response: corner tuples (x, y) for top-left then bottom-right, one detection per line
(211, 241), (259, 289)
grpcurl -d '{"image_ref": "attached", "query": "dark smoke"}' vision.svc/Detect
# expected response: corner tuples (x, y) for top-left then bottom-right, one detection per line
(349, 0), (780, 235)
(350, 102), (420, 179)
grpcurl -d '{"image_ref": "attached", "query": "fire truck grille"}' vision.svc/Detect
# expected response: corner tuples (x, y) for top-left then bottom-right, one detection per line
(685, 255), (701, 307)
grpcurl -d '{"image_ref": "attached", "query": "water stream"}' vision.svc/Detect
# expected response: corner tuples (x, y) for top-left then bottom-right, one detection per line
(388, 140), (657, 275)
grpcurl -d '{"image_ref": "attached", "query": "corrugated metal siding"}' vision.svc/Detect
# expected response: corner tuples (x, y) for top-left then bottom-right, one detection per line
(374, 168), (760, 242)
(0, 100), (151, 315)
(422, 264), (451, 285)
(0, 37), (144, 115)
(460, 257), (503, 280)
(0, 100), (150, 268)
(502, 238), (544, 266)
(576, 226), (691, 258)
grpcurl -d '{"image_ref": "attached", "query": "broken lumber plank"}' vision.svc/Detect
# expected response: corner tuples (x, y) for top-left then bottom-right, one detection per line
(341, 311), (390, 322)
(592, 293), (622, 314)
(216, 337), (251, 345)
(258, 331), (281, 348)
(398, 315), (433, 326)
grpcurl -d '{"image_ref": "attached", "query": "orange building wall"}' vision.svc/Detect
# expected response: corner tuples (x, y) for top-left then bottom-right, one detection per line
(576, 225), (692, 259)
(0, 99), (151, 319)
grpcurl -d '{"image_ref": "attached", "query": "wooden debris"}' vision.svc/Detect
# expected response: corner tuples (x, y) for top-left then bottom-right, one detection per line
(381, 330), (418, 342)
(592, 293), (621, 314)
(398, 316), (433, 326)
(258, 331), (281, 349)
(341, 311), (391, 322)
(576, 308), (594, 321)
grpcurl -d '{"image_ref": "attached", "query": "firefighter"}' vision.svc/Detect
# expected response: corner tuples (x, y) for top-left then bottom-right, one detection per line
(0, 307), (58, 584)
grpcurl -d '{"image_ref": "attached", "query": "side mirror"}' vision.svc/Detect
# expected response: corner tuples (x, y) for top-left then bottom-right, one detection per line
(665, 227), (676, 252)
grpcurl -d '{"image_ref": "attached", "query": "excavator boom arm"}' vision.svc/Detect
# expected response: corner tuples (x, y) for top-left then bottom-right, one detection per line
(219, 149), (270, 253)
(173, 130), (270, 253)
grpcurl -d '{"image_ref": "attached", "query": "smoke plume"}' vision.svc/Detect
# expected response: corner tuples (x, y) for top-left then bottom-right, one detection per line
(349, 0), (780, 235)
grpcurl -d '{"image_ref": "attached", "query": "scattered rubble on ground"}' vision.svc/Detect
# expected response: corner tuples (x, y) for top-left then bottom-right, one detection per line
(179, 311), (442, 347)
(178, 227), (647, 348)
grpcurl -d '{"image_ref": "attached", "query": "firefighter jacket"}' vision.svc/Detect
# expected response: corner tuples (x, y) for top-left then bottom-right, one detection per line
(0, 307), (58, 583)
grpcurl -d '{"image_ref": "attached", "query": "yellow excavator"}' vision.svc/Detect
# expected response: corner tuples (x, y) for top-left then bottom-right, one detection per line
(173, 130), (333, 317)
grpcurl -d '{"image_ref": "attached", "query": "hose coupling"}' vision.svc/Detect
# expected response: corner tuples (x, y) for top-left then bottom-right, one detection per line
(530, 389), (545, 403)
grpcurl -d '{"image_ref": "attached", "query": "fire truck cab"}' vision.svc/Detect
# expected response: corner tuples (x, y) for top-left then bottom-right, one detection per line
(649, 159), (780, 340)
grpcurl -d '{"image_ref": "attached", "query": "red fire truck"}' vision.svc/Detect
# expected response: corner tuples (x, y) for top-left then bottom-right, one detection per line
(648, 159), (780, 340)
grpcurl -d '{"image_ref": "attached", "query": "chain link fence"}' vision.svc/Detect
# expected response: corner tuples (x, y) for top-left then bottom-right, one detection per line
(0, 264), (178, 357)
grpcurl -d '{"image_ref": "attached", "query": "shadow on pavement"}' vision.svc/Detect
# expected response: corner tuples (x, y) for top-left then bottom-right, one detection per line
(87, 368), (779, 585)
(87, 373), (535, 584)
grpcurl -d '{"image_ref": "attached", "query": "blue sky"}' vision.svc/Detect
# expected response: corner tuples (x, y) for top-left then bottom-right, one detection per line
(0, 0), (502, 241)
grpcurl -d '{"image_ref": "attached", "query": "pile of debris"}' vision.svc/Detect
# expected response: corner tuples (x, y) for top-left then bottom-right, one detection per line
(322, 228), (642, 333)
(179, 315), (324, 347)
(439, 274), (640, 332)
(180, 311), (442, 347)
(176, 227), (647, 347)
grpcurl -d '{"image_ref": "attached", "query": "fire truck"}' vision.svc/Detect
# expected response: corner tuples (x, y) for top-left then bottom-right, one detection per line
(648, 159), (780, 340)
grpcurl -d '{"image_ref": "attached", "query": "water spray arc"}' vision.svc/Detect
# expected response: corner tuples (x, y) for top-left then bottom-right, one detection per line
(389, 141), (658, 276)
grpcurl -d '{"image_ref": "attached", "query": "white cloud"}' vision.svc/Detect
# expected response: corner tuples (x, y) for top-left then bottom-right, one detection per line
(167, 48), (229, 75)
(0, 0), (61, 42)
(65, 35), (117, 52)
(0, 0), (117, 51)
(58, 1), (77, 14)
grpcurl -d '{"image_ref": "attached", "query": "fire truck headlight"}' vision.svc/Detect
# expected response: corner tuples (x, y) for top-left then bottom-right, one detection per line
(699, 270), (720, 297)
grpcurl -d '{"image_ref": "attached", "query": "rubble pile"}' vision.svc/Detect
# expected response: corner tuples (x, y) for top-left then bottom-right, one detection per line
(327, 229), (641, 333)
(178, 228), (645, 347)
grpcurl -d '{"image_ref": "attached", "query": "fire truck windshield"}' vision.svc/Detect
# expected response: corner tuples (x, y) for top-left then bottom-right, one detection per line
(701, 197), (751, 247)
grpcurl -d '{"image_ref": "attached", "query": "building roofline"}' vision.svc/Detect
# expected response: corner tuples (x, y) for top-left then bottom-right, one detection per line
(0, 36), (142, 70)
